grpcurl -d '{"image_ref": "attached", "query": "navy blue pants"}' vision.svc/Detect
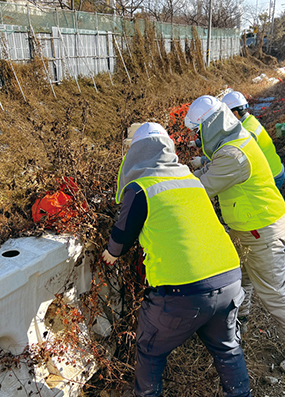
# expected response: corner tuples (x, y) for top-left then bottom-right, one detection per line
(135, 280), (250, 397)
(275, 164), (285, 191)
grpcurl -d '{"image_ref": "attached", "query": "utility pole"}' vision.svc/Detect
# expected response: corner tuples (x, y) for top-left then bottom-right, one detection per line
(268, 0), (272, 23)
(269, 0), (276, 53)
(255, 0), (258, 25)
(266, 0), (272, 52)
(206, 0), (212, 67)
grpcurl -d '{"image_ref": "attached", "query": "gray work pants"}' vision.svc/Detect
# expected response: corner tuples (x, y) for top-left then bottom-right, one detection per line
(230, 214), (285, 331)
(135, 280), (250, 397)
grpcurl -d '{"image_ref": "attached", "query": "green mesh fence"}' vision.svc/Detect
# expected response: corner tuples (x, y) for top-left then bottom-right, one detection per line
(29, 9), (57, 33)
(0, 3), (29, 30)
(0, 1), (240, 40)
(159, 22), (172, 38)
(196, 26), (208, 40)
(122, 18), (135, 36)
(97, 13), (116, 32)
(56, 9), (75, 30)
(211, 27), (239, 38)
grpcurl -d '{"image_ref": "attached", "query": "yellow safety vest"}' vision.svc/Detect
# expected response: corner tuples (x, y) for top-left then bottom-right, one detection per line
(119, 174), (240, 287)
(242, 115), (282, 178)
(218, 134), (285, 231)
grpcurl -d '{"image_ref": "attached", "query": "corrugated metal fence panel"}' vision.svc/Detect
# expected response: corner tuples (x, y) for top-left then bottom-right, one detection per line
(97, 34), (107, 73)
(46, 27), (113, 81)
(108, 32), (114, 73)
(211, 38), (219, 61)
(64, 33), (77, 78)
(38, 33), (53, 58)
(81, 34), (95, 75)
(201, 39), (207, 64)
(235, 37), (241, 55)
(2, 31), (29, 61)
(51, 26), (61, 82)
(37, 32), (55, 80)
(221, 38), (228, 60)
(164, 38), (171, 54)
(0, 3), (241, 81)
(0, 25), (240, 82)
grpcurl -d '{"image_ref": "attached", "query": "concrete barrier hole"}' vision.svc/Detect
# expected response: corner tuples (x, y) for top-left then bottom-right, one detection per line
(2, 250), (20, 257)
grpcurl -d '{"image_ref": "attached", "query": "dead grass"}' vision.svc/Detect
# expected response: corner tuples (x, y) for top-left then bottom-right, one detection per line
(0, 35), (285, 396)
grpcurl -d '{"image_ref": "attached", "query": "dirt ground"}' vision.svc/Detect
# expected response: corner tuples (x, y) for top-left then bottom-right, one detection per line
(0, 48), (285, 396)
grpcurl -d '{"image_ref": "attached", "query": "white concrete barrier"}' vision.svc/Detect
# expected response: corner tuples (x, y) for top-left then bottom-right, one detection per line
(0, 233), (116, 396)
(0, 233), (89, 355)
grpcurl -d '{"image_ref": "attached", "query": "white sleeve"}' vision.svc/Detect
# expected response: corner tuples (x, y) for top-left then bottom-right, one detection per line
(194, 146), (250, 198)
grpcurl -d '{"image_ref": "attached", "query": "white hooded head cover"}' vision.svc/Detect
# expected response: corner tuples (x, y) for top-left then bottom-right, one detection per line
(200, 102), (249, 160)
(116, 122), (190, 203)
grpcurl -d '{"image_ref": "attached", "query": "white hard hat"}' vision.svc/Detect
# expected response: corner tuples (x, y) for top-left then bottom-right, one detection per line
(185, 95), (222, 131)
(221, 91), (248, 110)
(130, 122), (169, 146)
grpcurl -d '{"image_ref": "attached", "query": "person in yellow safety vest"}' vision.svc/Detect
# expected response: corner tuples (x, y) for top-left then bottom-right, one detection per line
(101, 122), (251, 397)
(185, 95), (285, 335)
(221, 91), (285, 190)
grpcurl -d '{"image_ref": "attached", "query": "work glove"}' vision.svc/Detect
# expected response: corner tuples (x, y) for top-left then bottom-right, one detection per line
(190, 156), (202, 169)
(188, 140), (197, 148)
(101, 249), (118, 266)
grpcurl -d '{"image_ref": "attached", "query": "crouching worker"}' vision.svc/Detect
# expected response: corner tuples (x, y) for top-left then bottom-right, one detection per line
(185, 96), (285, 335)
(101, 122), (251, 397)
(221, 91), (285, 190)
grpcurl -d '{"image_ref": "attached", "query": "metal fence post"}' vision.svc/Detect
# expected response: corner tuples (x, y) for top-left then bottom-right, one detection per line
(27, 4), (57, 98)
(206, 0), (212, 67)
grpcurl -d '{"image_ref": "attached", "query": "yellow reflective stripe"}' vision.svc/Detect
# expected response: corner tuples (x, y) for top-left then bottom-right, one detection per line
(238, 154), (247, 164)
(254, 124), (263, 136)
(239, 135), (251, 149)
(146, 178), (204, 199)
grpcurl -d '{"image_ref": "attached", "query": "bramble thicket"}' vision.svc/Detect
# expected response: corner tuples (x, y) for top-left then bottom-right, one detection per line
(1, 24), (285, 396)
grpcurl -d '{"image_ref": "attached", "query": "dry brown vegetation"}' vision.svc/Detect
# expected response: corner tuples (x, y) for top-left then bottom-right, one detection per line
(1, 27), (285, 396)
